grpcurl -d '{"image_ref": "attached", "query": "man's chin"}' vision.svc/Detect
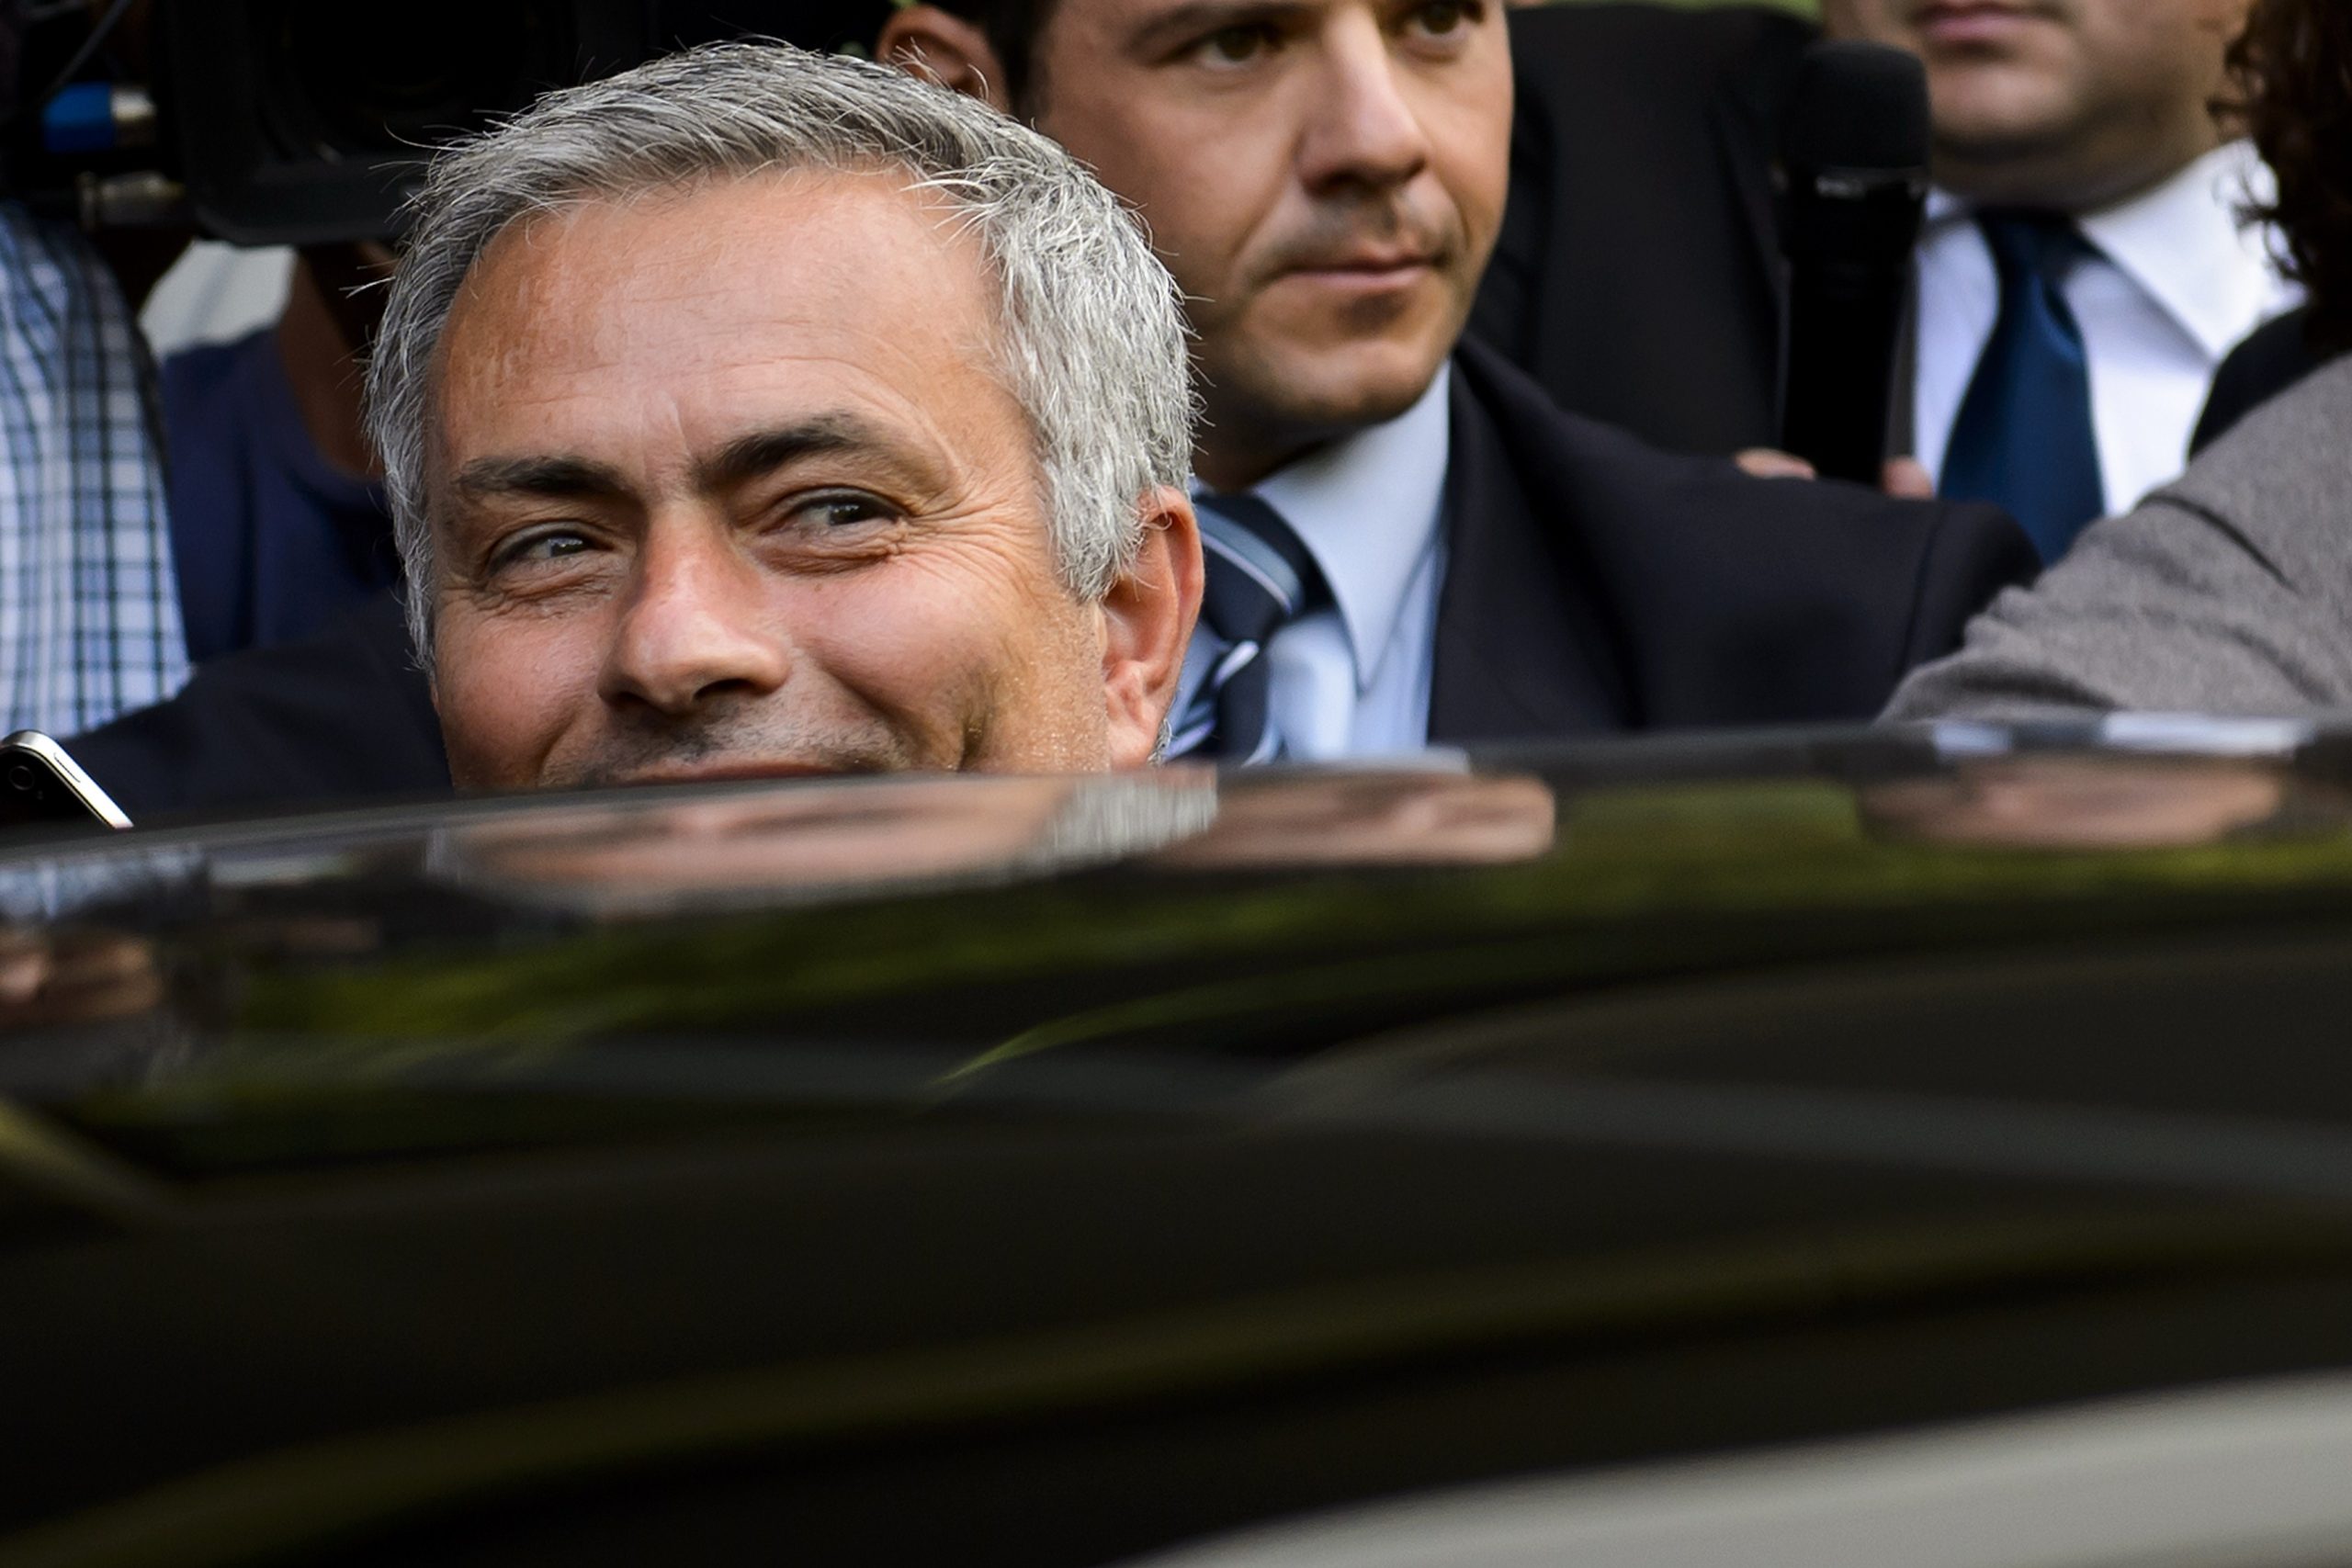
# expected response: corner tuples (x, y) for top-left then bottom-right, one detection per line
(1925, 67), (2089, 155)
(1219, 341), (1452, 441)
(1189, 286), (1466, 454)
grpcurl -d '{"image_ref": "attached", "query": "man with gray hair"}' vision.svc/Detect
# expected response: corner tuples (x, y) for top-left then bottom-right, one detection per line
(63, 39), (1202, 812)
(368, 40), (1200, 789)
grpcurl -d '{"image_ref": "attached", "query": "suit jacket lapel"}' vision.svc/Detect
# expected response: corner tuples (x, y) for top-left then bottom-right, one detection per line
(1428, 360), (1631, 745)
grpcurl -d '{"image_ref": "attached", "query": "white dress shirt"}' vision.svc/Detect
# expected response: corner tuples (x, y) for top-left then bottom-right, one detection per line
(1179, 364), (1452, 761)
(1912, 140), (2301, 517)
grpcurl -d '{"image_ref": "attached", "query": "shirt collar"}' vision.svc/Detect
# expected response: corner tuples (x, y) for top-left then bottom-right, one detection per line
(1241, 363), (1452, 692)
(1926, 140), (2293, 360)
(2081, 140), (2292, 359)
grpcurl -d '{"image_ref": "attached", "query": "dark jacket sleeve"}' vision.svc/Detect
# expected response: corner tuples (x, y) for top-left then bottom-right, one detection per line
(1897, 493), (2049, 675)
(65, 590), (449, 821)
(1451, 340), (2040, 729)
(1889, 354), (2352, 723)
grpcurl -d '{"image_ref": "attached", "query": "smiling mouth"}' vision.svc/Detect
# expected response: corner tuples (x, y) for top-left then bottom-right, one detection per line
(1913, 1), (2047, 41)
(1283, 254), (1440, 288)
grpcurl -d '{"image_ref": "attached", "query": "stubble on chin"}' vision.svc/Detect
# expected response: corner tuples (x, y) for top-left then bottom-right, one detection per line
(1197, 278), (1469, 457)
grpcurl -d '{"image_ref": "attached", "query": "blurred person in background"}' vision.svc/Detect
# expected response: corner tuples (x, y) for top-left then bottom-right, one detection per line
(98, 0), (401, 665)
(1883, 0), (2352, 721)
(157, 243), (397, 664)
(1808, 0), (2294, 560)
(0, 0), (184, 736)
(49, 0), (424, 817)
(880, 0), (2032, 764)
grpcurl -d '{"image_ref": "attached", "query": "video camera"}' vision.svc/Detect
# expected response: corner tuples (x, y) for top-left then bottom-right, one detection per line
(11, 0), (892, 243)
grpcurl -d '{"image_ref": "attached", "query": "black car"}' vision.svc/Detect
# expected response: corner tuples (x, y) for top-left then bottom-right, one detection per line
(10, 721), (2352, 1566)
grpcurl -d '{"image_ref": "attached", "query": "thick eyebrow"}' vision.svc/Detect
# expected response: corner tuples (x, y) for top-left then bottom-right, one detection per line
(1124, 0), (1317, 55)
(693, 414), (889, 492)
(452, 454), (631, 503)
(448, 414), (909, 508)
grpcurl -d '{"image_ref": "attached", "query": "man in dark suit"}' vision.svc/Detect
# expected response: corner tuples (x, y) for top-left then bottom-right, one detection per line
(1470, 1), (1814, 457)
(881, 0), (2032, 760)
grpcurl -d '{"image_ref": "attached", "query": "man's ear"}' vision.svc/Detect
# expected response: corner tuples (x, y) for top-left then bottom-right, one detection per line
(1100, 486), (1204, 771)
(876, 6), (1015, 113)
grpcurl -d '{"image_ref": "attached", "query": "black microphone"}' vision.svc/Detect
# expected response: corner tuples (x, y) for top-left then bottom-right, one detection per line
(1778, 40), (1931, 484)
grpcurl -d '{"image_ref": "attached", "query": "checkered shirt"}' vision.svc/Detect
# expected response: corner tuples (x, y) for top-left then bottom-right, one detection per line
(0, 202), (185, 737)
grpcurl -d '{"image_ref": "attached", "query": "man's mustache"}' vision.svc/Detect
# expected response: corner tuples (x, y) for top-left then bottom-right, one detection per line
(1253, 201), (1461, 280)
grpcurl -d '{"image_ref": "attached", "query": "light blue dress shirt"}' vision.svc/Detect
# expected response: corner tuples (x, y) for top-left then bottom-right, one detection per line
(1176, 365), (1452, 761)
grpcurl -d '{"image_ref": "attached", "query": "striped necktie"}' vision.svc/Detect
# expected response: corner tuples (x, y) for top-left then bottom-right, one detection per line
(1940, 211), (2107, 561)
(1170, 492), (1329, 763)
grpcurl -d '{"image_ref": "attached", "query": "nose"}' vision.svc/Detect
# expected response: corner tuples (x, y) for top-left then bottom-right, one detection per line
(1296, 11), (1432, 196)
(599, 517), (792, 717)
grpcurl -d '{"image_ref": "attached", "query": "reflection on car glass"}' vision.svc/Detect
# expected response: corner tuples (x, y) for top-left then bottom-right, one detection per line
(0, 845), (201, 1042)
(426, 770), (1222, 918)
(1150, 770), (1556, 871)
(1858, 754), (2350, 852)
(1928, 715), (2319, 761)
(0, 842), (204, 925)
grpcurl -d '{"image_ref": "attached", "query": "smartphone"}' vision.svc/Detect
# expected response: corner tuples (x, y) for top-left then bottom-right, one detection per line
(0, 731), (131, 830)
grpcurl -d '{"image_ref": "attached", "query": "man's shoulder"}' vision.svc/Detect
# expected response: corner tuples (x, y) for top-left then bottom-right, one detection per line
(67, 592), (447, 818)
(1445, 342), (2037, 722)
(1451, 340), (1998, 554)
(158, 327), (266, 394)
(2165, 350), (2352, 580)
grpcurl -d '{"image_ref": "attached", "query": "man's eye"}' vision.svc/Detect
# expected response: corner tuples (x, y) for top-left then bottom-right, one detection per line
(1195, 23), (1275, 64)
(494, 528), (595, 570)
(1407, 0), (1476, 39)
(794, 491), (895, 529)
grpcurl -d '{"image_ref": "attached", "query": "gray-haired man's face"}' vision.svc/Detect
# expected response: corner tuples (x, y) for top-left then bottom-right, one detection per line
(420, 168), (1198, 791)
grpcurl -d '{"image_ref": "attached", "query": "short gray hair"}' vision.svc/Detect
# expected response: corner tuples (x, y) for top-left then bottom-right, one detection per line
(364, 40), (1194, 660)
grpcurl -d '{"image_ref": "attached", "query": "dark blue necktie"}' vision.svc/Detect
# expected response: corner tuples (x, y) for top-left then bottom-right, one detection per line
(1170, 492), (1329, 763)
(1940, 212), (2107, 562)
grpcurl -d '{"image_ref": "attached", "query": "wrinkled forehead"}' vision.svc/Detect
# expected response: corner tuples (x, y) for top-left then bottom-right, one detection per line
(422, 169), (1021, 487)
(446, 166), (1002, 367)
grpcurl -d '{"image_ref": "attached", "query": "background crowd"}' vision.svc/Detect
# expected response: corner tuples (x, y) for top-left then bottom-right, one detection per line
(0, 0), (2342, 820)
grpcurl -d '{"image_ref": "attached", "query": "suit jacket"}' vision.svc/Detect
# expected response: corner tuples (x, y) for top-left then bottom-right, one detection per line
(1470, 1), (1811, 456)
(67, 590), (449, 820)
(1429, 340), (2035, 741)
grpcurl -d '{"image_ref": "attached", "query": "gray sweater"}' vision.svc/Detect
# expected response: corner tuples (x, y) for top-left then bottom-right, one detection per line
(1886, 353), (2352, 722)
